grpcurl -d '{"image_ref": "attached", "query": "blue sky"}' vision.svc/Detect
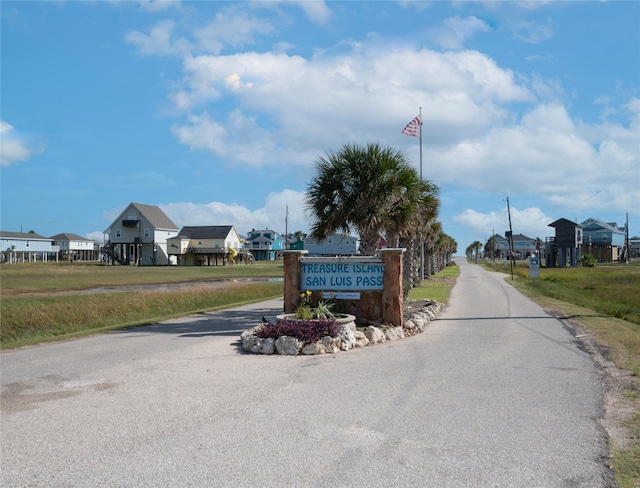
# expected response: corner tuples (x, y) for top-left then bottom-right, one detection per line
(2, 0), (639, 250)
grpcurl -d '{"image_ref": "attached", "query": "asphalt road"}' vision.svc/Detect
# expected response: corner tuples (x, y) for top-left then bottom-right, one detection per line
(1, 260), (613, 487)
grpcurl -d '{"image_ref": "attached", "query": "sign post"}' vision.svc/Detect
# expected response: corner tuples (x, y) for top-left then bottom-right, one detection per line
(529, 256), (540, 282)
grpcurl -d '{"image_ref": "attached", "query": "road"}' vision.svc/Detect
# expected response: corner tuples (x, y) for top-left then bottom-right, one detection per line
(1, 260), (613, 487)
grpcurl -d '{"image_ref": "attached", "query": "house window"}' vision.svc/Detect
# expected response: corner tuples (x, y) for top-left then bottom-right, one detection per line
(115, 229), (121, 238)
(26, 241), (30, 248)
(144, 229), (150, 238)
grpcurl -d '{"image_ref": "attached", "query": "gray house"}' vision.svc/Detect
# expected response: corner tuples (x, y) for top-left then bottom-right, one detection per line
(0, 231), (57, 263)
(102, 202), (178, 265)
(546, 218), (583, 267)
(580, 218), (626, 262)
(491, 233), (537, 259)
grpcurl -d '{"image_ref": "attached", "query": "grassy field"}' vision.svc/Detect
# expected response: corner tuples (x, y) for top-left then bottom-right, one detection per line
(478, 258), (640, 488)
(0, 261), (284, 297)
(0, 262), (284, 348)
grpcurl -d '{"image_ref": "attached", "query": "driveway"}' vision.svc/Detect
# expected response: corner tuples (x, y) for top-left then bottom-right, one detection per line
(1, 261), (613, 487)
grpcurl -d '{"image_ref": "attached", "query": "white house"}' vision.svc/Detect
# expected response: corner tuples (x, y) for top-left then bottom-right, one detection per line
(50, 233), (99, 262)
(102, 202), (178, 265)
(167, 225), (247, 266)
(291, 233), (358, 256)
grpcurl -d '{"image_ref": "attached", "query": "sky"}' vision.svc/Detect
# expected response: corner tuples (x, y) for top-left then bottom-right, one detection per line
(1, 0), (639, 251)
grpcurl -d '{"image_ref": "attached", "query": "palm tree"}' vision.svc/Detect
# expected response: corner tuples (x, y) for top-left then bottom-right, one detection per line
(486, 235), (497, 262)
(475, 241), (483, 263)
(306, 142), (432, 256)
(396, 181), (440, 287)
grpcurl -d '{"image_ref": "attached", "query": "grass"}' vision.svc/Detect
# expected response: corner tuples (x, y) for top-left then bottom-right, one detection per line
(0, 261), (284, 297)
(1, 281), (283, 348)
(408, 263), (460, 303)
(477, 258), (640, 487)
(0, 261), (284, 348)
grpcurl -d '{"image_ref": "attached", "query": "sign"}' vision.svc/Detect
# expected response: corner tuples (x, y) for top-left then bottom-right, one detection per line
(529, 257), (540, 279)
(301, 260), (384, 290)
(330, 292), (361, 300)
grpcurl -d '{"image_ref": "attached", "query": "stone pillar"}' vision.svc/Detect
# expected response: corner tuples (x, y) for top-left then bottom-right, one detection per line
(379, 248), (404, 327)
(282, 250), (307, 314)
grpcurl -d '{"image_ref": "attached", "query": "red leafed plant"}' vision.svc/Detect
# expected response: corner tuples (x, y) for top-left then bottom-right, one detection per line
(255, 319), (340, 345)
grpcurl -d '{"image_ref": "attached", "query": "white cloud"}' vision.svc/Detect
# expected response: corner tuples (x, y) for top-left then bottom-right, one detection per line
(193, 10), (274, 54)
(295, 1), (332, 24)
(159, 189), (307, 235)
(130, 8), (637, 224)
(511, 20), (554, 44)
(433, 102), (640, 212)
(125, 20), (184, 56)
(430, 16), (492, 50)
(165, 46), (533, 167)
(454, 206), (554, 240)
(138, 0), (180, 12)
(0, 120), (45, 167)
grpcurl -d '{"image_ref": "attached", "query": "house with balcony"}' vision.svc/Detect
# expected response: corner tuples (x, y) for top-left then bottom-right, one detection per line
(289, 233), (358, 256)
(102, 202), (178, 265)
(491, 233), (537, 260)
(167, 225), (248, 266)
(0, 231), (58, 263)
(580, 218), (626, 262)
(546, 218), (583, 267)
(243, 229), (286, 261)
(51, 233), (99, 262)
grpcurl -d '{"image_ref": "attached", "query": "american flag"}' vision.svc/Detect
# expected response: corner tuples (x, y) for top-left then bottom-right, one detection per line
(402, 115), (422, 137)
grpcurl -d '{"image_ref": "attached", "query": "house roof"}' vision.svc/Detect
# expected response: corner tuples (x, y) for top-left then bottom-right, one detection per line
(548, 218), (582, 229)
(130, 202), (178, 230)
(580, 218), (624, 233)
(511, 234), (535, 241)
(247, 235), (274, 243)
(50, 233), (93, 242)
(176, 226), (235, 240)
(0, 231), (51, 240)
(249, 229), (279, 236)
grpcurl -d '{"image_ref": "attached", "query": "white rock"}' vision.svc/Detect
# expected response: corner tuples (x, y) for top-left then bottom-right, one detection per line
(275, 336), (302, 355)
(365, 326), (386, 344)
(320, 336), (341, 354)
(301, 342), (326, 355)
(338, 325), (357, 351)
(353, 330), (370, 348)
(385, 327), (404, 341)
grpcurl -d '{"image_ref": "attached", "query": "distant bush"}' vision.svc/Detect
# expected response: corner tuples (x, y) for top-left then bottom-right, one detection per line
(580, 254), (597, 267)
(255, 319), (340, 345)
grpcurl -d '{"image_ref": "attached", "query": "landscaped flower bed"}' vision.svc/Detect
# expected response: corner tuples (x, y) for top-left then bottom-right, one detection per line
(240, 299), (444, 355)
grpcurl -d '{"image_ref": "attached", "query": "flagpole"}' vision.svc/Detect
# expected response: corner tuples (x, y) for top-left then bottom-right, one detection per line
(419, 107), (424, 281)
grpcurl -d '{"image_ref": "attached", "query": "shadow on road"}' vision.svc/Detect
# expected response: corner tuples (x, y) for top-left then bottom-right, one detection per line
(111, 304), (283, 340)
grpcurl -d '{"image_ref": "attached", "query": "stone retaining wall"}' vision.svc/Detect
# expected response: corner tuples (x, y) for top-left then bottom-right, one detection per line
(241, 298), (444, 355)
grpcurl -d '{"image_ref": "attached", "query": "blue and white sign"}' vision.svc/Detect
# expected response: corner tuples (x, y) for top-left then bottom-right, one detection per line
(529, 257), (540, 279)
(301, 260), (384, 290)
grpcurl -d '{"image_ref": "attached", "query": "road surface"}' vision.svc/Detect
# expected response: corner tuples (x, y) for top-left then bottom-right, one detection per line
(1, 260), (612, 487)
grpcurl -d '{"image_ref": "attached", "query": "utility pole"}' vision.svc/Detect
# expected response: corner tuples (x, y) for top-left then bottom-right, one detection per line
(626, 212), (629, 264)
(506, 197), (515, 280)
(285, 204), (289, 250)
